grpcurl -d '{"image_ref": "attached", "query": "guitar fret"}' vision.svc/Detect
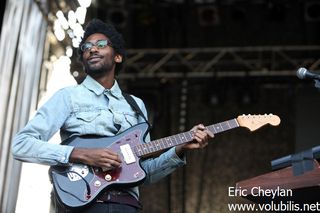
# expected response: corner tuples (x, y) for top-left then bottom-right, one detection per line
(182, 133), (186, 141)
(228, 119), (239, 128)
(173, 136), (178, 145)
(162, 138), (167, 148)
(171, 136), (177, 145)
(165, 138), (172, 148)
(178, 133), (185, 144)
(219, 123), (224, 131)
(158, 140), (163, 150)
(227, 121), (234, 128)
(154, 140), (161, 151)
(134, 145), (139, 156)
(220, 122), (227, 131)
(215, 124), (221, 133)
(168, 137), (173, 147)
(147, 142), (154, 152)
(138, 144), (144, 155)
(188, 131), (194, 141)
(175, 134), (182, 144)
(181, 133), (186, 144)
(166, 138), (171, 147)
(136, 145), (142, 156)
(138, 144), (143, 155)
(160, 139), (166, 149)
(142, 144), (148, 155)
(158, 140), (164, 149)
(180, 133), (186, 142)
(138, 146), (143, 156)
(224, 121), (231, 129)
(133, 145), (138, 156)
(208, 126), (216, 134)
(184, 132), (192, 141)
(175, 136), (179, 145)
(171, 135), (178, 146)
(169, 137), (175, 146)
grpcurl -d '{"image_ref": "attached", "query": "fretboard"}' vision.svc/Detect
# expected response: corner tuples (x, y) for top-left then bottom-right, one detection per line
(134, 118), (239, 157)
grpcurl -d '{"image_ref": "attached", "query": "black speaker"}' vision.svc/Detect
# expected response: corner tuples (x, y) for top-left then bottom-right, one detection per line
(305, 1), (320, 22)
(197, 6), (220, 26)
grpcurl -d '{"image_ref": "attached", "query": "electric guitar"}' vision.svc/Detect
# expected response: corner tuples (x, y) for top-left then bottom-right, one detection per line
(49, 114), (280, 209)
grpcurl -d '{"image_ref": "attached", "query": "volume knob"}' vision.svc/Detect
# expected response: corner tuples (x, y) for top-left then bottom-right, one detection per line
(105, 174), (112, 181)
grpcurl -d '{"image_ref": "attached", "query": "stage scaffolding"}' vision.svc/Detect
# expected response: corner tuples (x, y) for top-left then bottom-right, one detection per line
(118, 46), (320, 79)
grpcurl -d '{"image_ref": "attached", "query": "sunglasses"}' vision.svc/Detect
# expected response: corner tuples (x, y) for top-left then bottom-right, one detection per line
(80, 40), (112, 52)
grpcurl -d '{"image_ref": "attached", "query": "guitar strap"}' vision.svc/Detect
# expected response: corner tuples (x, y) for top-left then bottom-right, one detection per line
(122, 92), (152, 129)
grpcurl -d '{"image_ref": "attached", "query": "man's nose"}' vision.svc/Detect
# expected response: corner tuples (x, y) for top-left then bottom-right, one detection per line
(89, 45), (99, 52)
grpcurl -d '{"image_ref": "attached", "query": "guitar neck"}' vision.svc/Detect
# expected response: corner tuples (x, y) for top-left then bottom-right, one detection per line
(135, 118), (239, 157)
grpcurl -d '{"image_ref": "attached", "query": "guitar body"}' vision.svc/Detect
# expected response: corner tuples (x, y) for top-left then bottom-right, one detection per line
(49, 122), (150, 209)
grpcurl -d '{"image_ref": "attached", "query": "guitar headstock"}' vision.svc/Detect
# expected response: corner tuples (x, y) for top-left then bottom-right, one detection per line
(236, 114), (281, 131)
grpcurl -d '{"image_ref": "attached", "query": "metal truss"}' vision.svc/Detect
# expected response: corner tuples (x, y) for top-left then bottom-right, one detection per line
(119, 46), (320, 79)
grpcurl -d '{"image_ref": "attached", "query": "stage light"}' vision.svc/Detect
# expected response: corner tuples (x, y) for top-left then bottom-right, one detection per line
(72, 23), (84, 37)
(197, 6), (220, 26)
(78, 0), (92, 8)
(68, 10), (77, 28)
(72, 37), (81, 48)
(241, 93), (251, 105)
(66, 46), (73, 57)
(56, 10), (69, 30)
(75, 6), (87, 24)
(210, 94), (219, 105)
(53, 20), (65, 41)
(305, 1), (320, 21)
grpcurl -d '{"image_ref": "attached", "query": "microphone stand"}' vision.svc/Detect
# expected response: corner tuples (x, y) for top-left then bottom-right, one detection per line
(271, 145), (320, 176)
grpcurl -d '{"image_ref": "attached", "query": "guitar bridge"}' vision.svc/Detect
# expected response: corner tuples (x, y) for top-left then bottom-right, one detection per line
(120, 144), (136, 164)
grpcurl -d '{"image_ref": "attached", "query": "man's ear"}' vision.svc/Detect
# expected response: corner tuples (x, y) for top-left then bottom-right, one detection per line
(114, 55), (123, 63)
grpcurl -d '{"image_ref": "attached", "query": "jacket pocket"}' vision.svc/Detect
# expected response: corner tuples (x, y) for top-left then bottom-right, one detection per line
(76, 111), (101, 122)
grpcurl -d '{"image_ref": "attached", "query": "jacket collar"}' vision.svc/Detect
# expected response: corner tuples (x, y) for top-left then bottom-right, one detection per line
(82, 75), (122, 98)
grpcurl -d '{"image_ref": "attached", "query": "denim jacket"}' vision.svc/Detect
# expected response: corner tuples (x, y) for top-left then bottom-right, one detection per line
(12, 75), (185, 197)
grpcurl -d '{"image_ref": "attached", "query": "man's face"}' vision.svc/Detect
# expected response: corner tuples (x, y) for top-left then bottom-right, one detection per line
(81, 33), (121, 76)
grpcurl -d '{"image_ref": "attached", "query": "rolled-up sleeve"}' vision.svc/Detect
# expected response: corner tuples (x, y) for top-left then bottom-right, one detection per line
(141, 147), (186, 185)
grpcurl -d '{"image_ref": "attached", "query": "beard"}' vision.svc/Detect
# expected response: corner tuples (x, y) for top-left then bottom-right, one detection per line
(83, 56), (116, 77)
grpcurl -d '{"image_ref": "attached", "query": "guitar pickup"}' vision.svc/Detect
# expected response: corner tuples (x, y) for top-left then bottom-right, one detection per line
(120, 144), (136, 164)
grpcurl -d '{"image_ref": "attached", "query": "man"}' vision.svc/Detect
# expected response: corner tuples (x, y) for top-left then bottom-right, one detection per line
(12, 19), (214, 213)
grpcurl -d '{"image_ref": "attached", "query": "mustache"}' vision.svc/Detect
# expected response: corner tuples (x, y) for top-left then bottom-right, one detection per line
(87, 54), (103, 60)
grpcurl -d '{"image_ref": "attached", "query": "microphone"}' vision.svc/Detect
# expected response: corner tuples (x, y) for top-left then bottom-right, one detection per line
(296, 67), (320, 80)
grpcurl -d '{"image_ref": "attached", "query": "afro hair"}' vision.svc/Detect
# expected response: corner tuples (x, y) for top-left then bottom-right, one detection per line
(78, 19), (126, 75)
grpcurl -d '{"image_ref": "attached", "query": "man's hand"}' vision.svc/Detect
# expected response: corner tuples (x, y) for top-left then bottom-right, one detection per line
(69, 148), (122, 171)
(175, 124), (214, 156)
